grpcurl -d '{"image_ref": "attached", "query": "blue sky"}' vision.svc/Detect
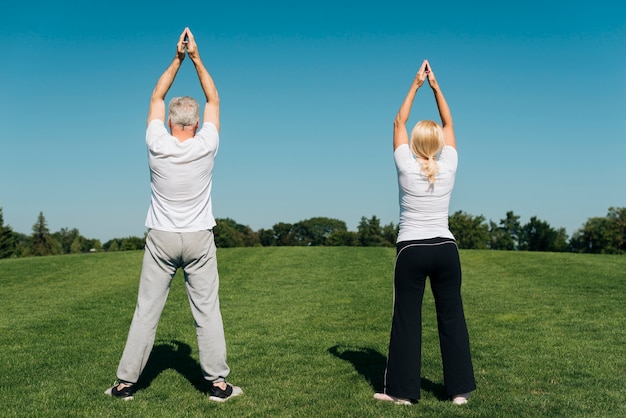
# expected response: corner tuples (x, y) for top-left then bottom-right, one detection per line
(1, 1), (624, 242)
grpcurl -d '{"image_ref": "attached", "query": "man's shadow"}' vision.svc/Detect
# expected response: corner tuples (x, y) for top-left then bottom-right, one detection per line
(327, 344), (447, 400)
(134, 340), (211, 394)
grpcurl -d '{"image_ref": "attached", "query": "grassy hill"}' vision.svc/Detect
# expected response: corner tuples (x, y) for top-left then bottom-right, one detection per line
(1, 247), (624, 417)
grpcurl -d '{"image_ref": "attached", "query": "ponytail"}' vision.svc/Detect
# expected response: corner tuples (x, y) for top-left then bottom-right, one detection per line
(410, 120), (445, 185)
(421, 156), (439, 185)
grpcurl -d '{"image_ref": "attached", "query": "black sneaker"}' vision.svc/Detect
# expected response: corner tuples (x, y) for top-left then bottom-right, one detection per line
(208, 382), (243, 402)
(104, 380), (135, 401)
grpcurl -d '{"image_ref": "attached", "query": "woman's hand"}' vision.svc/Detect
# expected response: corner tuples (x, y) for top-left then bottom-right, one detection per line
(426, 61), (440, 90)
(414, 60), (429, 89)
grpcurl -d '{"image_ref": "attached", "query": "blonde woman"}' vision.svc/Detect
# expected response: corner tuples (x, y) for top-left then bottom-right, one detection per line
(374, 60), (475, 405)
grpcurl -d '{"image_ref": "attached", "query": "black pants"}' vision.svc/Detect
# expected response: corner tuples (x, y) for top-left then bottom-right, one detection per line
(383, 238), (476, 400)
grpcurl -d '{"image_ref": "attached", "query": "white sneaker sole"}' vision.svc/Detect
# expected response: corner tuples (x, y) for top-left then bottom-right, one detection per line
(209, 386), (243, 402)
(104, 387), (134, 401)
(373, 392), (412, 405)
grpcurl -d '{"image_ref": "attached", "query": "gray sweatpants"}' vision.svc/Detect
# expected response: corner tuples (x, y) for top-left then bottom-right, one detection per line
(116, 229), (230, 384)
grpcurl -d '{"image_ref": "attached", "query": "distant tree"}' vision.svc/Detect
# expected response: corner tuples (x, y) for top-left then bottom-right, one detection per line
(518, 216), (567, 252)
(104, 236), (144, 252)
(449, 211), (489, 249)
(70, 237), (82, 254)
(490, 211), (521, 250)
(83, 238), (103, 252)
(53, 227), (81, 254)
(381, 222), (398, 247)
(292, 217), (348, 246)
(29, 212), (62, 256)
(257, 228), (276, 246)
(357, 216), (389, 247)
(326, 229), (358, 246)
(0, 208), (16, 259)
(489, 220), (510, 250)
(214, 218), (245, 248)
(607, 207), (625, 254)
(120, 236), (145, 251)
(570, 207), (625, 254)
(273, 222), (298, 246)
(10, 232), (29, 258)
(213, 218), (259, 248)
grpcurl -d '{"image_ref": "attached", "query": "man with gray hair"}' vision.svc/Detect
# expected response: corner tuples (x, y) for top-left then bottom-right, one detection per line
(105, 27), (241, 402)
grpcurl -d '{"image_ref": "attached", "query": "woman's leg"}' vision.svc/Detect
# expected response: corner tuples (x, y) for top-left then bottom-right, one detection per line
(429, 241), (476, 397)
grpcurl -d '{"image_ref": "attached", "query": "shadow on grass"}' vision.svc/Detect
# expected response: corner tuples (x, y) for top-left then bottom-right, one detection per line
(135, 340), (211, 394)
(328, 345), (447, 400)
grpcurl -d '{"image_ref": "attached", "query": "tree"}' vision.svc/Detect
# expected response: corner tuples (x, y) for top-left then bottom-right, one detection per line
(326, 229), (358, 246)
(120, 236), (145, 251)
(53, 227), (81, 254)
(214, 218), (259, 248)
(357, 216), (389, 247)
(104, 236), (145, 252)
(273, 222), (298, 246)
(29, 212), (61, 256)
(257, 228), (276, 246)
(292, 217), (348, 246)
(0, 207), (16, 259)
(570, 208), (625, 254)
(214, 220), (244, 248)
(381, 222), (398, 247)
(449, 211), (489, 249)
(607, 207), (625, 254)
(489, 211), (521, 250)
(518, 216), (567, 252)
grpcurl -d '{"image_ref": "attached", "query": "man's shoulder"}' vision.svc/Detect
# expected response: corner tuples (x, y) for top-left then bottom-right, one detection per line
(147, 119), (165, 128)
(195, 122), (219, 141)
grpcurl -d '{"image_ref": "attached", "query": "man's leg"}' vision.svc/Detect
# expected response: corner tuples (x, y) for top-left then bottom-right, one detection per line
(115, 230), (179, 383)
(181, 230), (230, 382)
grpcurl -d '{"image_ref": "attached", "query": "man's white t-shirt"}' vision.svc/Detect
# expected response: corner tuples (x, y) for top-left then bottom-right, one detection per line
(144, 119), (219, 232)
(394, 144), (458, 242)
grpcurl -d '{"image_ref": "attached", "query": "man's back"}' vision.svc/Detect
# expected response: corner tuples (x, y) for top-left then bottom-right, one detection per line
(145, 120), (219, 232)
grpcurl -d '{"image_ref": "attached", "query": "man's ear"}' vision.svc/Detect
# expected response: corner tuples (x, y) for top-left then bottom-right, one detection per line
(167, 117), (172, 131)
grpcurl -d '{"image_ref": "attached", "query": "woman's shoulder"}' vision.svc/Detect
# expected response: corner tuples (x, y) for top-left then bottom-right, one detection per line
(441, 145), (458, 159)
(439, 146), (458, 170)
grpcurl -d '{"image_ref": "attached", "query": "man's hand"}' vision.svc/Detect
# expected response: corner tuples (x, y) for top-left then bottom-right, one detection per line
(185, 28), (201, 61)
(176, 29), (187, 62)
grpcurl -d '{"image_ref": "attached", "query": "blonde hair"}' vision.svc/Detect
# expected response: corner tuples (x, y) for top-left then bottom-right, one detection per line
(410, 120), (445, 185)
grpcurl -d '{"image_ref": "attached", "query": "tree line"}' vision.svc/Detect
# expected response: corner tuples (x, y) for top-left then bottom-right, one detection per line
(0, 206), (624, 259)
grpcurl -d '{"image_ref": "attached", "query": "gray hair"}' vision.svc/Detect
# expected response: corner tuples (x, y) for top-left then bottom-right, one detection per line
(168, 96), (200, 128)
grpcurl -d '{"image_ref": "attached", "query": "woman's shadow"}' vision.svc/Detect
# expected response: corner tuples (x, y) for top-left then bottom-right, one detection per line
(134, 340), (211, 394)
(327, 344), (447, 400)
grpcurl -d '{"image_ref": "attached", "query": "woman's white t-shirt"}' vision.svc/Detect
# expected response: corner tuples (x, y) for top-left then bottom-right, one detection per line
(144, 120), (219, 232)
(394, 144), (458, 242)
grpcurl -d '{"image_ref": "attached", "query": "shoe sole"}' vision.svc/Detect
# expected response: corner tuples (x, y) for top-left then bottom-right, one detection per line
(209, 388), (242, 403)
(104, 387), (134, 401)
(209, 393), (241, 402)
(373, 393), (412, 405)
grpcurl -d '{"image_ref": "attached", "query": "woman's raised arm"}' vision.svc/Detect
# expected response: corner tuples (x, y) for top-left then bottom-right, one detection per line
(393, 60), (428, 150)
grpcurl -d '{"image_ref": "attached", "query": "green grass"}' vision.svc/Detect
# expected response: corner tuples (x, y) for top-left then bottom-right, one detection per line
(1, 248), (625, 417)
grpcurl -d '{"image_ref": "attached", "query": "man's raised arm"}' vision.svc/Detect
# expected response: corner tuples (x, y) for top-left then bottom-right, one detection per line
(147, 30), (188, 125)
(185, 28), (220, 132)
